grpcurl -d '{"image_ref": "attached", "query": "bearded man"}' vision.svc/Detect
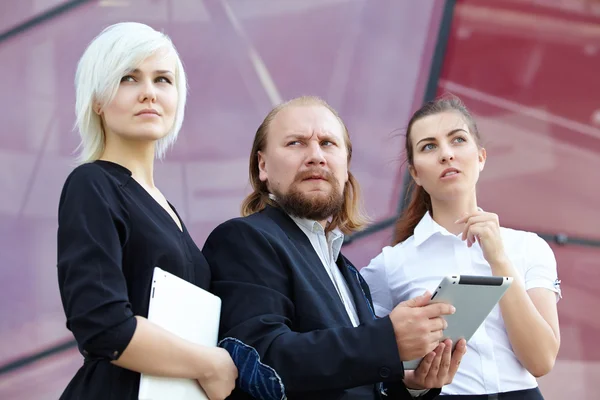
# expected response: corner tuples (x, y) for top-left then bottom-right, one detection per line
(202, 96), (464, 400)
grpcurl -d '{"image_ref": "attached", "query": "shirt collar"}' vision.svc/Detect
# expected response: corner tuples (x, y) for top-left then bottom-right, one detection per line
(268, 194), (344, 260)
(413, 212), (450, 247)
(413, 208), (484, 247)
(290, 215), (345, 260)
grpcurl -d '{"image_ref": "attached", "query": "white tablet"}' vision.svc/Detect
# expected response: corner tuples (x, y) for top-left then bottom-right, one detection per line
(138, 267), (222, 400)
(403, 274), (513, 370)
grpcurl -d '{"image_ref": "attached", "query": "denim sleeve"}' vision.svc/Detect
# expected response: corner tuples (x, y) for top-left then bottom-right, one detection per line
(218, 337), (285, 400)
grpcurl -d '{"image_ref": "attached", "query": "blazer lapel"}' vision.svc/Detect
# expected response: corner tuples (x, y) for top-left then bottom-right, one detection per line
(262, 206), (353, 325)
(336, 256), (376, 324)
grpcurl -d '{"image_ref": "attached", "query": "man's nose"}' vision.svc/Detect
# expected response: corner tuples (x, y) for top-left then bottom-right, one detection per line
(306, 142), (326, 166)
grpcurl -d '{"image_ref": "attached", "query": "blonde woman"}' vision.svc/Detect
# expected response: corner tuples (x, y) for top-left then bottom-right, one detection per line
(56, 22), (237, 400)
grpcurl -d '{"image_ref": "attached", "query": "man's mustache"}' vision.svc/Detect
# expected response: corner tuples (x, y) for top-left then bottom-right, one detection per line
(294, 169), (334, 183)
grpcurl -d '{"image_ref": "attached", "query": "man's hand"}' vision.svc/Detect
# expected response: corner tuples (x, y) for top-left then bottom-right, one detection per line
(404, 338), (467, 389)
(388, 291), (456, 361)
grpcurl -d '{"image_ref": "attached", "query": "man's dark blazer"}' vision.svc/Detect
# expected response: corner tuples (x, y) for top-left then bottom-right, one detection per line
(203, 205), (441, 400)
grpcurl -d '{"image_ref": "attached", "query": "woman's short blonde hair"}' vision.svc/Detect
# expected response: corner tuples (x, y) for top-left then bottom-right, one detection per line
(74, 22), (187, 163)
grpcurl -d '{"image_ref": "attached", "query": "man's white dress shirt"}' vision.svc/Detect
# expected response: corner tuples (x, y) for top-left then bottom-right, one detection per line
(290, 216), (360, 327)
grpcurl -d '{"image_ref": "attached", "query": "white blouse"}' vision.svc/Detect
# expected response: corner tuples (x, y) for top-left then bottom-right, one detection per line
(360, 211), (561, 395)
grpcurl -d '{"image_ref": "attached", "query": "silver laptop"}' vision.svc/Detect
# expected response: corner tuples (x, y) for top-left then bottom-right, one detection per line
(138, 267), (222, 400)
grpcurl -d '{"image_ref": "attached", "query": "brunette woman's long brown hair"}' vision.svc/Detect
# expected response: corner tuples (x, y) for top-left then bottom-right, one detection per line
(393, 95), (481, 245)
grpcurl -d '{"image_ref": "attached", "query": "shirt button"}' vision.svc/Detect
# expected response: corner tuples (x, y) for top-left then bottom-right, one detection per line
(379, 366), (391, 378)
(112, 350), (119, 359)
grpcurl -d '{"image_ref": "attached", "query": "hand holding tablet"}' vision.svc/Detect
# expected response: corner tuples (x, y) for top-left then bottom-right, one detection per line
(402, 274), (513, 370)
(388, 291), (456, 364)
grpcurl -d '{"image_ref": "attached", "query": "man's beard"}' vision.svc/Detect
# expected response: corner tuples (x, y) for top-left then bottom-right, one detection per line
(272, 172), (345, 221)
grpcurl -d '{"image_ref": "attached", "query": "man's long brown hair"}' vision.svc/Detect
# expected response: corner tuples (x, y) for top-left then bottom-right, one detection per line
(241, 96), (369, 235)
(393, 95), (482, 245)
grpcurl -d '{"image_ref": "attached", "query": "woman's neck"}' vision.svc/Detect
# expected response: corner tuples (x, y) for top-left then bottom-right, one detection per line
(100, 138), (156, 188)
(430, 195), (478, 235)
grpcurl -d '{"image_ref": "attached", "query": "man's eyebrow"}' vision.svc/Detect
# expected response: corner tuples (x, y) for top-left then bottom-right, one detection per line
(283, 133), (309, 140)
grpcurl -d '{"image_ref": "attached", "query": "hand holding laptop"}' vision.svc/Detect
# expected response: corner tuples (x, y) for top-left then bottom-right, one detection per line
(196, 347), (238, 400)
(139, 268), (236, 400)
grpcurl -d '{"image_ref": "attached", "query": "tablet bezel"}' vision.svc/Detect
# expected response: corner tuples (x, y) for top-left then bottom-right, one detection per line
(402, 274), (513, 370)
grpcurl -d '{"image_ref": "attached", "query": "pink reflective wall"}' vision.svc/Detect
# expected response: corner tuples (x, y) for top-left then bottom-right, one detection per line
(0, 0), (76, 33)
(0, 1), (444, 398)
(438, 0), (600, 398)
